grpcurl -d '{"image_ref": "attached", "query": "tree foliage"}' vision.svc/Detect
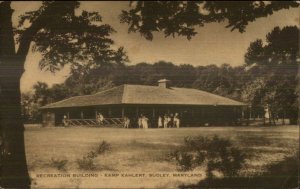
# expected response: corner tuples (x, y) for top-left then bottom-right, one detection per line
(21, 82), (72, 122)
(242, 26), (299, 123)
(63, 61), (248, 98)
(15, 1), (128, 72)
(120, 1), (299, 40)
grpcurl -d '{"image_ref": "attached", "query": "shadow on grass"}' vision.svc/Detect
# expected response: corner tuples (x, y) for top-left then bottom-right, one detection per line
(179, 155), (299, 189)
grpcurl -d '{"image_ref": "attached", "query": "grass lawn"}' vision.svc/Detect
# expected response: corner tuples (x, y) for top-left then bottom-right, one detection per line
(25, 125), (299, 189)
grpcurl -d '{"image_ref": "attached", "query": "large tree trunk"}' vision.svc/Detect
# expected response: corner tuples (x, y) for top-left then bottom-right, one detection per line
(0, 74), (31, 189)
(0, 2), (31, 188)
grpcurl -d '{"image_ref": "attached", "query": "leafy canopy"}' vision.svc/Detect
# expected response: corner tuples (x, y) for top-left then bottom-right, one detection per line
(241, 26), (299, 118)
(245, 26), (299, 66)
(16, 1), (128, 72)
(120, 1), (299, 40)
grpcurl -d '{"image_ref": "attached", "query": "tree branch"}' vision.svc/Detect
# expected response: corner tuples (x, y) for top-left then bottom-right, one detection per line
(16, 20), (43, 64)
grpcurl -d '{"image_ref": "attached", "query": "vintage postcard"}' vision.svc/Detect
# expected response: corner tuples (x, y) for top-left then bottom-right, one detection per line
(0, 1), (299, 189)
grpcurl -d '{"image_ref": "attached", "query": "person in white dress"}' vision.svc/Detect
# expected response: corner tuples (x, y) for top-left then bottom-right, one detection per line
(97, 113), (104, 125)
(142, 115), (149, 129)
(174, 113), (180, 128)
(62, 115), (68, 126)
(124, 116), (130, 128)
(158, 116), (163, 128)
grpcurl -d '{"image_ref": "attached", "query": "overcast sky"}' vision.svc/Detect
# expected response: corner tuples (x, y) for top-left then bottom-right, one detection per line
(11, 1), (299, 92)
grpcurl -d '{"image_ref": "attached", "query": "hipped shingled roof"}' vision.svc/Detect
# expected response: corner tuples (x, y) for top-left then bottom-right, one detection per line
(41, 84), (246, 109)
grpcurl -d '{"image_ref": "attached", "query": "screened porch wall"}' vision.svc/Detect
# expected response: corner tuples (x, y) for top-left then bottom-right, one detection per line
(47, 104), (244, 127)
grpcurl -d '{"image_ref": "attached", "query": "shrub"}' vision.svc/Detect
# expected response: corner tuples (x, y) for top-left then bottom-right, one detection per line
(77, 140), (111, 170)
(76, 155), (96, 170)
(96, 140), (111, 155)
(171, 135), (247, 177)
(171, 150), (194, 171)
(86, 150), (97, 159)
(50, 157), (68, 171)
(180, 153), (299, 189)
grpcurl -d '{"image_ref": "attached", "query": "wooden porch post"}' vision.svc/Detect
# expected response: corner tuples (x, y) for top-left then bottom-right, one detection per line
(282, 110), (285, 125)
(80, 111), (84, 119)
(108, 107), (112, 117)
(152, 107), (155, 118)
(152, 107), (156, 128)
(233, 107), (237, 124)
(242, 108), (245, 119)
(122, 107), (125, 118)
(67, 112), (70, 119)
(95, 110), (98, 119)
(249, 105), (252, 120)
(136, 107), (139, 118)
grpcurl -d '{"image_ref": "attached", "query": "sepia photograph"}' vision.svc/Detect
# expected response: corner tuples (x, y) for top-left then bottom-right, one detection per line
(0, 1), (299, 189)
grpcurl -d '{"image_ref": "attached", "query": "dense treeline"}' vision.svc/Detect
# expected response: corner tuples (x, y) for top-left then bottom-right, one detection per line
(67, 61), (248, 98)
(22, 26), (299, 125)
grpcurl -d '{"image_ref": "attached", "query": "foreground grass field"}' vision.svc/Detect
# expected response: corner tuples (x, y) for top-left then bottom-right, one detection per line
(25, 125), (299, 189)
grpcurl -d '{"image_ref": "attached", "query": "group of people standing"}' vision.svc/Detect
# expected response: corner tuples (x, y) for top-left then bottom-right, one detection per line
(123, 113), (180, 129)
(158, 113), (180, 128)
(137, 114), (149, 128)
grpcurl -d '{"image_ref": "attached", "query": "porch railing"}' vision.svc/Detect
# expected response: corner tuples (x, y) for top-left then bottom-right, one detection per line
(65, 118), (123, 127)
